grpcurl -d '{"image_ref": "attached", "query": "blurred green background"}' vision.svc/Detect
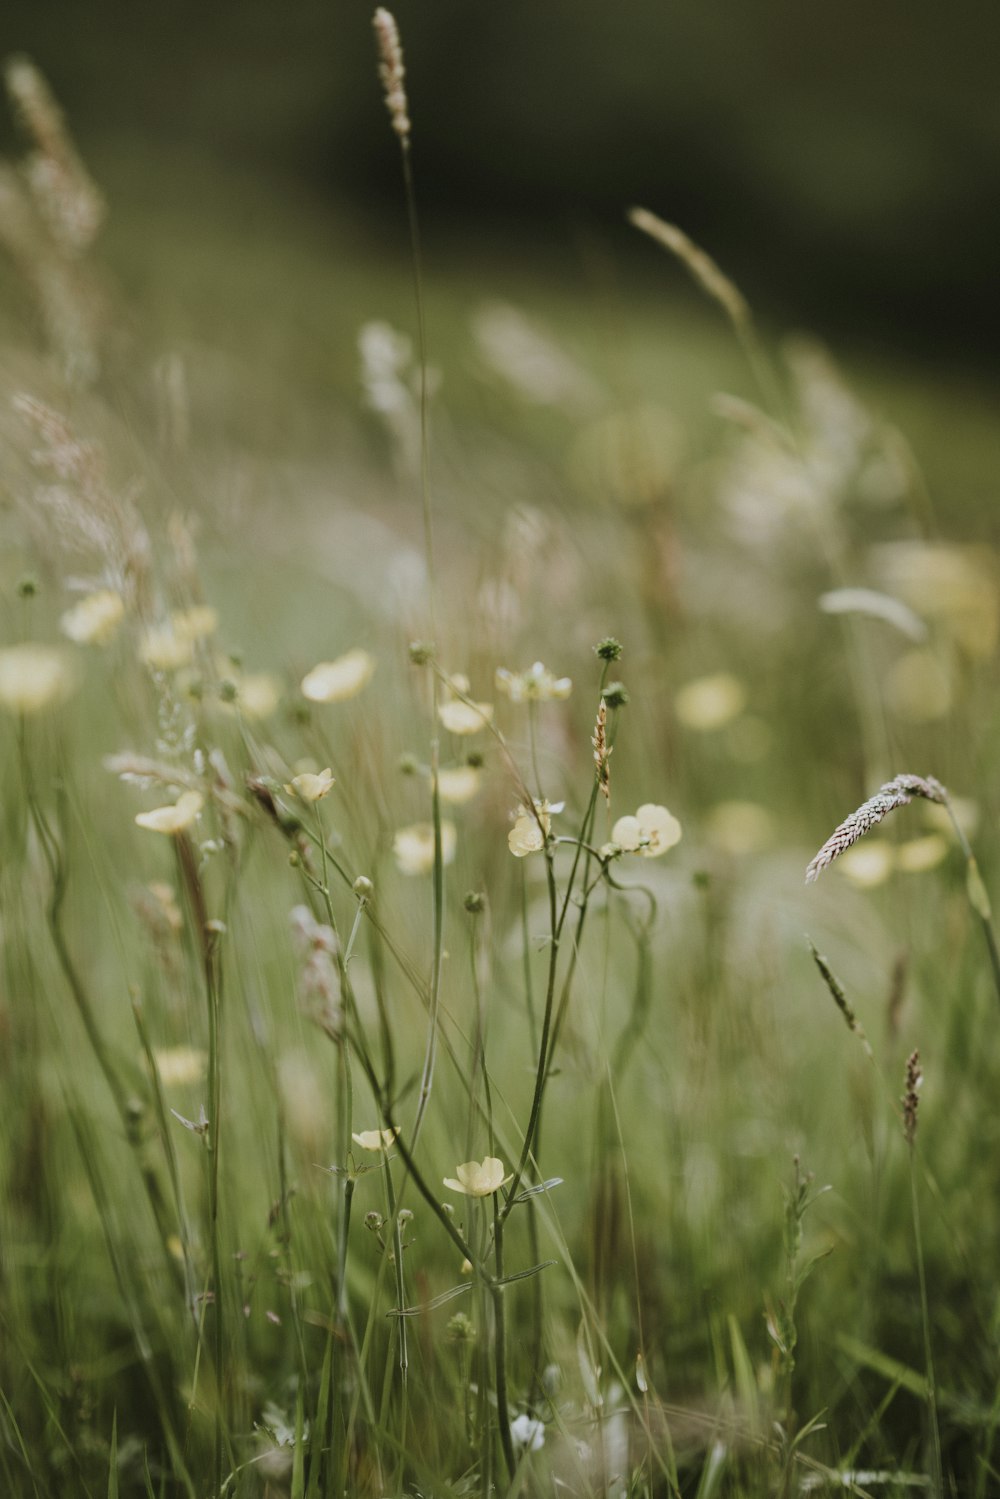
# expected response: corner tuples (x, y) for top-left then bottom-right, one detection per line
(3, 0), (1000, 367)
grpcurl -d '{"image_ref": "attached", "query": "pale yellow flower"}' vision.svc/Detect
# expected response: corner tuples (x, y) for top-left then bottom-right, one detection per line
(0, 644), (77, 714)
(301, 649), (376, 703)
(140, 625), (194, 671)
(438, 682), (493, 736)
(393, 820), (457, 876)
(896, 834), (949, 874)
(352, 1127), (400, 1151)
(495, 661), (572, 703)
(171, 605), (219, 642)
(437, 765), (482, 804)
(60, 589), (124, 645)
(443, 1157), (511, 1197)
(838, 842), (894, 888)
(287, 768), (335, 803)
(135, 790), (204, 835)
(705, 801), (774, 856)
(507, 799), (561, 857)
(235, 672), (281, 720)
(611, 803), (682, 857)
(675, 673), (746, 731)
(150, 1046), (207, 1086)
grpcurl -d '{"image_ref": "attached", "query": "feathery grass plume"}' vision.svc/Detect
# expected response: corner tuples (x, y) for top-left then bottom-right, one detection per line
(373, 9), (411, 144)
(902, 1049), (922, 1146)
(592, 698), (611, 802)
(805, 773), (946, 884)
(628, 206), (749, 329)
(807, 939), (873, 1061)
(5, 56), (105, 254)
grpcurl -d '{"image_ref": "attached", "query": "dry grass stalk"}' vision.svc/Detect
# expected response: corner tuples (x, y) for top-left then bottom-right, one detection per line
(373, 9), (411, 144)
(592, 698), (611, 802)
(805, 773), (946, 884)
(628, 206), (749, 328)
(902, 1049), (921, 1145)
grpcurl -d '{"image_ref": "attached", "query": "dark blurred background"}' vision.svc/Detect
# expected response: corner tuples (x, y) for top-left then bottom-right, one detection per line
(2, 0), (998, 370)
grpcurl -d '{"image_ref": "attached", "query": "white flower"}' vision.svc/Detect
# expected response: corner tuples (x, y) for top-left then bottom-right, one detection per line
(135, 790), (204, 835)
(301, 649), (376, 703)
(234, 672), (281, 720)
(287, 768), (335, 803)
(60, 589), (124, 645)
(0, 644), (77, 714)
(495, 661), (572, 703)
(510, 1414), (546, 1453)
(611, 803), (682, 858)
(443, 1157), (511, 1197)
(393, 821), (457, 876)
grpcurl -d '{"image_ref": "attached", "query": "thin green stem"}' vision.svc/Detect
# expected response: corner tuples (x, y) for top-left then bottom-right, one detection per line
(910, 1147), (943, 1498)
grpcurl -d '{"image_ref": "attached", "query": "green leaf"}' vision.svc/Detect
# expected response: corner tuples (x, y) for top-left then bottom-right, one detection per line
(387, 1281), (473, 1317)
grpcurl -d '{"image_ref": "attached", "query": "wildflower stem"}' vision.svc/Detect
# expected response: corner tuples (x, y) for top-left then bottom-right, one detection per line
(942, 797), (1000, 1009)
(491, 1199), (517, 1480)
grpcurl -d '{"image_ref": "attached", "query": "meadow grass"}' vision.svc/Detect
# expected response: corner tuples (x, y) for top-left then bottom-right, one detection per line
(3, 35), (1000, 1499)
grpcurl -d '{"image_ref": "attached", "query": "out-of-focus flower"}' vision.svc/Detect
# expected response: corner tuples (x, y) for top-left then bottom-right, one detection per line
(394, 821), (457, 876)
(352, 1127), (400, 1151)
(171, 605), (218, 642)
(0, 644), (77, 714)
(873, 541), (998, 660)
(675, 673), (746, 731)
(510, 1414), (546, 1453)
(437, 764), (482, 804)
(896, 835), (949, 874)
(233, 672), (281, 720)
(495, 661), (572, 703)
(705, 801), (775, 856)
(507, 799), (562, 857)
(301, 649), (376, 703)
(611, 804), (682, 858)
(140, 625), (194, 671)
(135, 790), (204, 835)
(837, 842), (894, 888)
(287, 768), (335, 803)
(150, 1046), (207, 1086)
(60, 589), (124, 645)
(438, 674), (493, 735)
(443, 1157), (511, 1197)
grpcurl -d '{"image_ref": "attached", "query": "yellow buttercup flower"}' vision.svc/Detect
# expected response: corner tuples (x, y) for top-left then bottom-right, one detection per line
(507, 799), (561, 857)
(352, 1127), (400, 1151)
(287, 768), (335, 803)
(393, 821), (457, 876)
(171, 605), (219, 642)
(0, 644), (77, 714)
(675, 673), (746, 731)
(611, 804), (682, 857)
(135, 790), (204, 835)
(301, 649), (376, 703)
(443, 1157), (511, 1197)
(139, 625), (194, 671)
(437, 765), (482, 804)
(60, 589), (125, 645)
